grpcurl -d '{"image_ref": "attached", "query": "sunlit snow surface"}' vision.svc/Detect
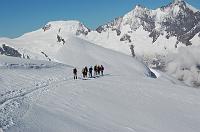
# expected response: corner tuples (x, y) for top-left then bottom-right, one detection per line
(0, 37), (200, 132)
(0, 2), (200, 131)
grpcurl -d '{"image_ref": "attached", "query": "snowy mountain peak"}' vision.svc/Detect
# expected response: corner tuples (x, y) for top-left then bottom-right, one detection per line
(173, 0), (186, 7)
(173, 0), (184, 3)
(43, 20), (91, 35)
(172, 0), (191, 7)
(45, 20), (81, 30)
(94, 0), (200, 46)
(132, 4), (150, 16)
(134, 4), (147, 10)
(18, 20), (91, 40)
(47, 20), (80, 25)
(163, 0), (199, 13)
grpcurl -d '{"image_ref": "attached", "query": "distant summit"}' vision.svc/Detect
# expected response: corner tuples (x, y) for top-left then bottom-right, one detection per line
(95, 0), (200, 46)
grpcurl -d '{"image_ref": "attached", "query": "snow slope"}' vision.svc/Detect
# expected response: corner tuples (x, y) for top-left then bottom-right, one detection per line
(0, 20), (90, 61)
(55, 37), (152, 77)
(1, 37), (200, 132)
(85, 26), (181, 56)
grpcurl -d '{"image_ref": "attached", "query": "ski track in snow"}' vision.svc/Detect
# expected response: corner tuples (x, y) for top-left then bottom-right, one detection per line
(0, 64), (111, 130)
(0, 66), (73, 130)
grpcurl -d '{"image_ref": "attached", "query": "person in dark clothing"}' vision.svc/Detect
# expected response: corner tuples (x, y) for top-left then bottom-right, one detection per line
(84, 66), (88, 78)
(89, 66), (93, 78)
(100, 65), (104, 76)
(82, 66), (88, 78)
(82, 68), (86, 78)
(94, 65), (97, 77)
(73, 68), (78, 80)
(97, 65), (101, 75)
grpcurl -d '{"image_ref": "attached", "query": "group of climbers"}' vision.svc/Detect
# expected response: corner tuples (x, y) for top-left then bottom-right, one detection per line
(93, 65), (104, 77)
(73, 65), (104, 80)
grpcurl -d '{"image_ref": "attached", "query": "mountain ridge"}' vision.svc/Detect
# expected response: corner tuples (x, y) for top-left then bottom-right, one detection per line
(0, 0), (199, 63)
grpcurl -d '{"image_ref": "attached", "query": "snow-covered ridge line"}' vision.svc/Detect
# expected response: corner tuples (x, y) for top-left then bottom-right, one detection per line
(18, 20), (91, 39)
(0, 0), (199, 87)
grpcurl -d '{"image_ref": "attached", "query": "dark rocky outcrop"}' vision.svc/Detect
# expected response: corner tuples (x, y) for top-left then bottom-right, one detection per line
(42, 24), (51, 32)
(0, 44), (21, 58)
(96, 17), (123, 35)
(96, 26), (105, 33)
(76, 23), (91, 36)
(149, 30), (160, 43)
(41, 51), (51, 61)
(120, 34), (132, 42)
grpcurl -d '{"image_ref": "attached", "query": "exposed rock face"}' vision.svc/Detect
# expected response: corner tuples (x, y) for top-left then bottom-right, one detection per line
(149, 30), (160, 43)
(0, 44), (21, 58)
(178, 22), (200, 45)
(42, 24), (51, 32)
(95, 1), (200, 45)
(76, 23), (91, 36)
(120, 34), (132, 42)
(96, 17), (123, 34)
(41, 51), (51, 61)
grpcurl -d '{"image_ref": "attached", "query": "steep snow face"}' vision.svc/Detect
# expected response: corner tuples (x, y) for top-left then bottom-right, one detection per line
(55, 37), (152, 77)
(86, 26), (180, 57)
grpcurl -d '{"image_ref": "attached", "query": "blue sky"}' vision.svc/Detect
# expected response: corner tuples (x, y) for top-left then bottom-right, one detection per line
(0, 0), (199, 38)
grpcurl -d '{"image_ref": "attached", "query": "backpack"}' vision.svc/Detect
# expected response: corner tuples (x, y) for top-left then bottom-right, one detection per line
(73, 68), (77, 74)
